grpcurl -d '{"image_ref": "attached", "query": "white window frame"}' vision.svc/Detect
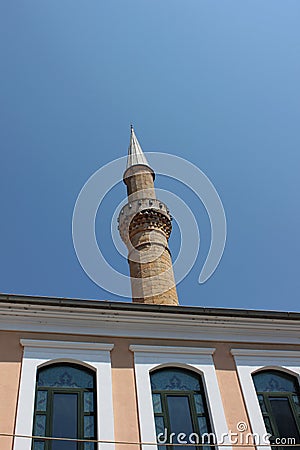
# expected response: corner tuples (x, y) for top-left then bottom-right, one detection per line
(130, 345), (229, 450)
(231, 348), (300, 450)
(14, 339), (115, 450)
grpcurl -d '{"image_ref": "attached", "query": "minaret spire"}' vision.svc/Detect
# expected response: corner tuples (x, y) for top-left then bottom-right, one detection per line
(118, 127), (179, 306)
(126, 125), (151, 170)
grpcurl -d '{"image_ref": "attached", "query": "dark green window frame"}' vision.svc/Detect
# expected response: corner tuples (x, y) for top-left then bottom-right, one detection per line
(253, 370), (300, 447)
(151, 367), (213, 450)
(32, 363), (97, 450)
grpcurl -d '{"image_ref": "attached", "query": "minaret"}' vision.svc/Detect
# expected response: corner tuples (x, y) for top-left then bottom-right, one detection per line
(118, 126), (179, 305)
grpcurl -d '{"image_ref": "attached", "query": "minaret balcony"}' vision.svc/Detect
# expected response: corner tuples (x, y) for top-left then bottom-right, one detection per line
(118, 198), (172, 244)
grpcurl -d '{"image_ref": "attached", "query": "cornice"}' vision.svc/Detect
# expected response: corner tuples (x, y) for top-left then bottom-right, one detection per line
(129, 345), (215, 355)
(0, 301), (300, 344)
(231, 348), (300, 358)
(20, 339), (114, 352)
(1, 293), (299, 320)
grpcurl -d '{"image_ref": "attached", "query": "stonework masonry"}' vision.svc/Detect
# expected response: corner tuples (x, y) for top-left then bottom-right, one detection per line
(118, 131), (179, 305)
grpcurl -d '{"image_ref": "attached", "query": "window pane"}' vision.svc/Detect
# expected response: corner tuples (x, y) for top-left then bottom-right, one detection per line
(257, 394), (267, 413)
(154, 417), (167, 450)
(32, 441), (45, 450)
(151, 368), (212, 450)
(36, 391), (47, 412)
(155, 416), (165, 436)
(84, 392), (94, 413)
(151, 368), (201, 391)
(269, 397), (300, 441)
(198, 415), (209, 434)
(263, 417), (274, 436)
(34, 415), (46, 437)
(194, 394), (205, 414)
(293, 395), (300, 415)
(253, 371), (299, 393)
(84, 416), (94, 438)
(52, 393), (78, 450)
(198, 417), (212, 450)
(167, 395), (195, 450)
(37, 365), (94, 389)
(152, 393), (162, 413)
(84, 443), (95, 450)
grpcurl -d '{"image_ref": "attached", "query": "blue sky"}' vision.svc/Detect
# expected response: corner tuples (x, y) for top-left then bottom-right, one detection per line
(1, 0), (300, 311)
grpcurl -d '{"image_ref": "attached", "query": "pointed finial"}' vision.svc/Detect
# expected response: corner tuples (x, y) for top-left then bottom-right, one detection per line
(126, 125), (151, 170)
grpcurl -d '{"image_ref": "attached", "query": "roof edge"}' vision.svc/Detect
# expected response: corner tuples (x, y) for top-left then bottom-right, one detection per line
(0, 293), (299, 321)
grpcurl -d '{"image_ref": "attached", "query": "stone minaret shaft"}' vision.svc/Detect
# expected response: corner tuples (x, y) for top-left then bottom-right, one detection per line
(118, 126), (179, 305)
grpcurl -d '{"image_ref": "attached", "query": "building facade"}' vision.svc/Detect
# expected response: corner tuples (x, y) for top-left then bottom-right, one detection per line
(0, 129), (299, 449)
(1, 295), (300, 450)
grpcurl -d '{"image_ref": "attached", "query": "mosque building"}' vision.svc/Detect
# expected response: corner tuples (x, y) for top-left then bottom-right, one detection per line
(0, 128), (300, 450)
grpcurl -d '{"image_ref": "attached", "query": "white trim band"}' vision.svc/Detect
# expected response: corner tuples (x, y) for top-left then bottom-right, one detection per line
(14, 339), (115, 450)
(129, 345), (216, 355)
(2, 303), (300, 344)
(130, 344), (229, 450)
(231, 348), (300, 358)
(232, 348), (300, 450)
(20, 339), (114, 351)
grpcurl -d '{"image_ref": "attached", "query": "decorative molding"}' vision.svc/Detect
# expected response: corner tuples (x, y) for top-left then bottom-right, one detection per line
(1, 302), (300, 344)
(20, 339), (114, 351)
(130, 345), (216, 355)
(131, 345), (229, 450)
(232, 348), (300, 450)
(14, 339), (115, 450)
(231, 348), (300, 358)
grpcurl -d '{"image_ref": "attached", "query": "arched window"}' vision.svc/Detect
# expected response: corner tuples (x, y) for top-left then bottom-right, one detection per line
(253, 370), (300, 444)
(150, 367), (213, 449)
(32, 363), (97, 450)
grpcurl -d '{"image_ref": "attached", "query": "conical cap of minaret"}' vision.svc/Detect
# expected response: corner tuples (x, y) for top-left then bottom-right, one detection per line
(123, 126), (155, 199)
(126, 125), (151, 170)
